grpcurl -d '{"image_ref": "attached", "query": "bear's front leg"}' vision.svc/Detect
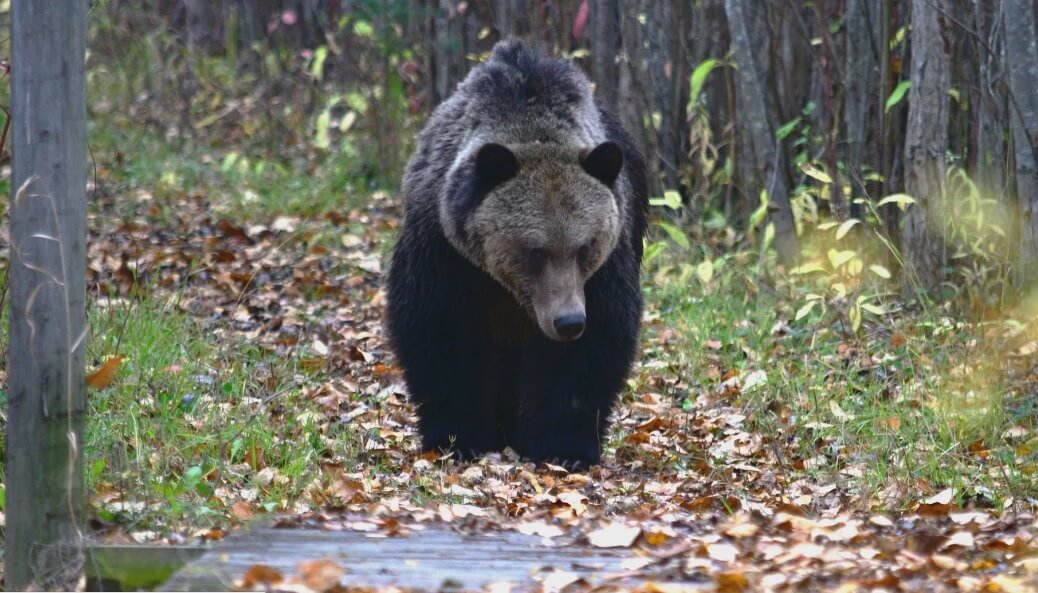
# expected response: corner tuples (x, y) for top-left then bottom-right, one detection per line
(513, 256), (642, 468)
(514, 330), (637, 467)
(404, 337), (512, 460)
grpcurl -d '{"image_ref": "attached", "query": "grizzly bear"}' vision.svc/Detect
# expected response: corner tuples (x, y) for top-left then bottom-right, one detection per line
(386, 39), (647, 467)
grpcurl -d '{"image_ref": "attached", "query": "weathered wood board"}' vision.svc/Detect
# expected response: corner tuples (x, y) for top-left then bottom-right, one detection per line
(162, 525), (693, 591)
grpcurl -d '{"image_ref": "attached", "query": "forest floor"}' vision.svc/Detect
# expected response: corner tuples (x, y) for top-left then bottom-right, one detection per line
(4, 123), (1038, 591)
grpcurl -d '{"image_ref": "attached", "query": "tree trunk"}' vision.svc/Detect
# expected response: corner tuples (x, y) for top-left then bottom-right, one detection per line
(901, 0), (949, 293)
(185, 0), (223, 53)
(493, 0), (530, 39)
(434, 0), (465, 104)
(617, 0), (660, 192)
(1003, 0), (1038, 281)
(645, 0), (681, 190)
(973, 0), (1007, 201)
(814, 0), (849, 221)
(845, 0), (876, 213)
(589, 0), (620, 114)
(6, 0), (89, 589)
(724, 0), (799, 265)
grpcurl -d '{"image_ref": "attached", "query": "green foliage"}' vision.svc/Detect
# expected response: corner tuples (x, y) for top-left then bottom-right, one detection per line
(645, 254), (1031, 510)
(687, 58), (725, 110)
(85, 293), (335, 529)
(940, 167), (1016, 313)
(885, 80), (911, 113)
(86, 0), (420, 202)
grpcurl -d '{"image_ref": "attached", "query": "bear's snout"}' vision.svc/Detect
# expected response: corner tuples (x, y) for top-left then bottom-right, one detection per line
(553, 313), (586, 341)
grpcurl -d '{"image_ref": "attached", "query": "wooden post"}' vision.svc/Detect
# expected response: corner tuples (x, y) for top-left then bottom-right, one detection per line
(6, 0), (88, 589)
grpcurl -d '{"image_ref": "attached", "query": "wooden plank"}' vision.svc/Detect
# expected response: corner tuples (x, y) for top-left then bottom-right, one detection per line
(162, 526), (678, 591)
(6, 0), (89, 589)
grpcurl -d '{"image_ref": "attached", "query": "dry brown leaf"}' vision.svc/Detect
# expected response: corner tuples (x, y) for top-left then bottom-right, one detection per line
(238, 564), (284, 589)
(86, 355), (124, 389)
(557, 491), (588, 516)
(715, 571), (749, 593)
(231, 501), (255, 521)
(644, 530), (669, 546)
(295, 559), (346, 593)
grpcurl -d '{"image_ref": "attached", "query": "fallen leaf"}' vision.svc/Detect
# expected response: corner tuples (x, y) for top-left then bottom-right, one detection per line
(587, 523), (641, 548)
(715, 571), (749, 593)
(557, 491), (588, 516)
(231, 501), (255, 521)
(238, 564), (284, 589)
(516, 522), (565, 539)
(922, 488), (955, 505)
(706, 542), (738, 563)
(942, 530), (974, 549)
(86, 355), (124, 389)
(295, 558), (346, 592)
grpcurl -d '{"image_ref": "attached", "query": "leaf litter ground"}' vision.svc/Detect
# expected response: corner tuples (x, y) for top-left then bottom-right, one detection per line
(73, 182), (1038, 593)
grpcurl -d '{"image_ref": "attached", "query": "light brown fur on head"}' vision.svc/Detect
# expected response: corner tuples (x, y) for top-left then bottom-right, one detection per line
(452, 142), (622, 341)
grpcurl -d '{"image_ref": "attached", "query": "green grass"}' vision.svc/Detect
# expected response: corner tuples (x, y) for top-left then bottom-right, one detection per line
(633, 244), (1035, 510)
(85, 292), (345, 530)
(88, 121), (377, 220)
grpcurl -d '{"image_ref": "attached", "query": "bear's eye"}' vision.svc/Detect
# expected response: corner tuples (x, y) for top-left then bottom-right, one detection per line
(577, 241), (595, 263)
(527, 248), (549, 272)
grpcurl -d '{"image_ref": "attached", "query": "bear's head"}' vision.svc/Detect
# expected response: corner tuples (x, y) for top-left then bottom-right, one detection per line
(441, 141), (624, 342)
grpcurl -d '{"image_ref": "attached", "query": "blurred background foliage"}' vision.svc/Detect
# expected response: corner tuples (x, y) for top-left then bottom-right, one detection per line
(64, 1), (1038, 314)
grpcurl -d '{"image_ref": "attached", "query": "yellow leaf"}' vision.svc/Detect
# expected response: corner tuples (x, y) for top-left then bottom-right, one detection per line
(861, 302), (886, 315)
(835, 218), (860, 240)
(830, 399), (851, 421)
(846, 258), (864, 276)
(827, 249), (857, 270)
(877, 193), (916, 210)
(791, 262), (827, 275)
(795, 301), (818, 321)
(869, 264), (892, 279)
(800, 162), (833, 184)
(716, 571), (749, 593)
(695, 260), (714, 283)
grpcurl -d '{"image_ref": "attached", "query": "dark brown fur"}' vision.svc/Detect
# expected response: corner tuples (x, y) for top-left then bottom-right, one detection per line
(386, 40), (648, 466)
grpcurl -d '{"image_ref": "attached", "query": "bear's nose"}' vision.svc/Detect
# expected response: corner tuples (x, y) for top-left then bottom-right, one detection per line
(553, 314), (586, 340)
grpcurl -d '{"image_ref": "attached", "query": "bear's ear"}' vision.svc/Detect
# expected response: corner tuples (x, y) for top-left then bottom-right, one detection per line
(580, 141), (624, 187)
(474, 143), (520, 191)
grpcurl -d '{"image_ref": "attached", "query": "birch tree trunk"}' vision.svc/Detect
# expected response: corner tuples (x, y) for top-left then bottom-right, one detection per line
(6, 0), (89, 588)
(901, 0), (949, 293)
(1003, 0), (1038, 281)
(724, 0), (799, 265)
